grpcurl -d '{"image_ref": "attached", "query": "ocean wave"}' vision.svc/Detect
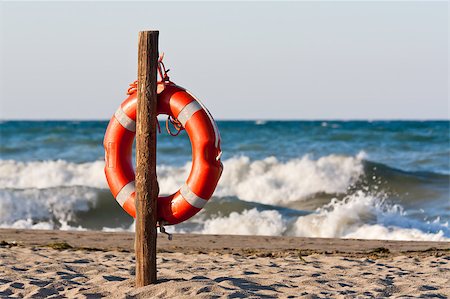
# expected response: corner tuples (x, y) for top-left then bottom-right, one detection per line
(98, 191), (449, 241)
(0, 218), (87, 231)
(156, 153), (366, 206)
(184, 192), (449, 241)
(201, 209), (286, 236)
(1, 155), (448, 241)
(291, 191), (448, 241)
(0, 187), (98, 229)
(0, 153), (365, 205)
(0, 160), (106, 189)
(214, 153), (365, 205)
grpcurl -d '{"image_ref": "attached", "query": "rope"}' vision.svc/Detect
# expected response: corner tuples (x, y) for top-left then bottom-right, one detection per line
(127, 80), (138, 95)
(165, 115), (184, 136)
(126, 53), (183, 137)
(126, 52), (170, 95)
(158, 52), (170, 83)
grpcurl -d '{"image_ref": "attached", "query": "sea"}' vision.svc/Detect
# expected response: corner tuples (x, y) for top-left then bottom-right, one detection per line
(0, 120), (449, 241)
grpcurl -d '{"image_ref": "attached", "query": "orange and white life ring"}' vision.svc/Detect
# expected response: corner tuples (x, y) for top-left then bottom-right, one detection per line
(103, 79), (223, 225)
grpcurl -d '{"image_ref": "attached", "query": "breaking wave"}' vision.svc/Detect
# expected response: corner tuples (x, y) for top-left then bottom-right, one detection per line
(0, 153), (448, 241)
(185, 192), (449, 241)
(0, 160), (106, 189)
(0, 153), (365, 205)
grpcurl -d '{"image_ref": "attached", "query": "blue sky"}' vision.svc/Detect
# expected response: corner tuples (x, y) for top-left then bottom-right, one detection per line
(0, 1), (448, 120)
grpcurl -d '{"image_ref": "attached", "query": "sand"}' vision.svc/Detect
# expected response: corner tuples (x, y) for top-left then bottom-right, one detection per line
(0, 229), (449, 298)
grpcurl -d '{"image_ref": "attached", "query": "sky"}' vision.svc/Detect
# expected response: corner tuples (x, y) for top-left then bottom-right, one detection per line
(0, 1), (448, 120)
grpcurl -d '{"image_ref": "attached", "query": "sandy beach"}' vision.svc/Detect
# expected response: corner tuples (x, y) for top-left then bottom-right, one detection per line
(1, 1), (449, 298)
(0, 229), (449, 298)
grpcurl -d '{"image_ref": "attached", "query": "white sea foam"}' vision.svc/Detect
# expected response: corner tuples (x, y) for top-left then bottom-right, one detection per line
(0, 154), (364, 233)
(184, 192), (449, 241)
(156, 153), (365, 205)
(1, 155), (448, 241)
(0, 219), (54, 230)
(291, 191), (448, 241)
(0, 154), (364, 205)
(201, 209), (286, 236)
(214, 154), (365, 205)
(0, 218), (86, 231)
(103, 221), (135, 233)
(0, 160), (106, 189)
(0, 187), (97, 229)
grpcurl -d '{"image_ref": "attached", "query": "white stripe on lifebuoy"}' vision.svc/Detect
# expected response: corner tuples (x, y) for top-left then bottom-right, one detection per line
(185, 90), (220, 149)
(114, 107), (136, 132)
(177, 101), (202, 127)
(180, 183), (208, 209)
(116, 180), (135, 206)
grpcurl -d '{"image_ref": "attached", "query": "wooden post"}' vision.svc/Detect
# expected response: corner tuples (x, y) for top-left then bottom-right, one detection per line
(135, 30), (159, 286)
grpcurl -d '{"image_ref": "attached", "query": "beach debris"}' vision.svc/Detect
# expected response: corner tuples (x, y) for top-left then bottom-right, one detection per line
(297, 250), (309, 263)
(369, 247), (390, 254)
(0, 240), (18, 248)
(46, 242), (73, 250)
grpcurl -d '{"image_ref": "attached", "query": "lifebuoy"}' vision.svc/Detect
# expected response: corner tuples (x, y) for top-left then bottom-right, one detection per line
(103, 80), (223, 225)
